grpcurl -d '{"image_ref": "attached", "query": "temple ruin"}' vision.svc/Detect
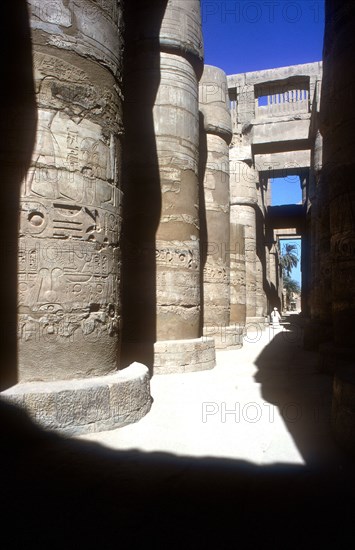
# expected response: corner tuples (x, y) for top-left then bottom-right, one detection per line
(1, 0), (354, 453)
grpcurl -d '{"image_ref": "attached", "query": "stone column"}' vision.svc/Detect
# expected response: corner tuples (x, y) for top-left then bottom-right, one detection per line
(19, 1), (122, 381)
(309, 131), (322, 320)
(230, 155), (264, 326)
(318, 0), (355, 374)
(304, 130), (332, 350)
(122, 0), (215, 373)
(255, 185), (267, 320)
(264, 179), (281, 314)
(199, 65), (242, 348)
(155, 51), (201, 342)
(229, 217), (246, 325)
(2, 0), (151, 434)
(321, 0), (355, 455)
(155, 1), (215, 371)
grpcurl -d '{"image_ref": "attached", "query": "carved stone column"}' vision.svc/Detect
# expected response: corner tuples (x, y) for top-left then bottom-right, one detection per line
(230, 156), (264, 326)
(122, 0), (215, 373)
(318, 0), (355, 374)
(229, 217), (246, 325)
(154, 1), (215, 371)
(304, 130), (332, 350)
(199, 65), (242, 348)
(19, 1), (123, 381)
(309, 131), (322, 320)
(255, 184), (267, 320)
(2, 0), (151, 434)
(321, 0), (355, 453)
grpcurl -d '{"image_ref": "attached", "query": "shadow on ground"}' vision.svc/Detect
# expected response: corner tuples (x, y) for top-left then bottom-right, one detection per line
(1, 395), (354, 549)
(254, 314), (348, 465)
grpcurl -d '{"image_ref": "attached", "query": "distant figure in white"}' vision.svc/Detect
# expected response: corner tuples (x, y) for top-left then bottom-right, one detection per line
(270, 307), (282, 329)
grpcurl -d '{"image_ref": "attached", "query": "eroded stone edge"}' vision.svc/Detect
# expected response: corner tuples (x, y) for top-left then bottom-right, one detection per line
(1, 363), (152, 436)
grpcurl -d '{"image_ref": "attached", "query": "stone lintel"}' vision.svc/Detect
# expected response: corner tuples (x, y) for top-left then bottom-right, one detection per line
(227, 62), (322, 90)
(268, 204), (305, 231)
(1, 363), (152, 436)
(274, 228), (300, 238)
(154, 337), (216, 374)
(250, 119), (311, 145)
(255, 150), (311, 173)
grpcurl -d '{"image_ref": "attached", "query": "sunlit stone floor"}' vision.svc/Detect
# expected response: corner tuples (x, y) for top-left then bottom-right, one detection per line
(78, 314), (351, 468)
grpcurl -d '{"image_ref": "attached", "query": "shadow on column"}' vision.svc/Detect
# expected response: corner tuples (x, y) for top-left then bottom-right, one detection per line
(0, 2), (37, 389)
(121, 1), (168, 374)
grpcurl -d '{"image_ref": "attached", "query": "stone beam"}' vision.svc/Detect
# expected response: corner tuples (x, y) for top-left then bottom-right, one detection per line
(250, 118), (311, 146)
(255, 150), (311, 174)
(274, 228), (300, 238)
(268, 205), (305, 231)
(228, 62), (322, 88)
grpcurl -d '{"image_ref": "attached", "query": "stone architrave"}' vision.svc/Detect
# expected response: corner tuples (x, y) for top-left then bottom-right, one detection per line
(2, 0), (152, 434)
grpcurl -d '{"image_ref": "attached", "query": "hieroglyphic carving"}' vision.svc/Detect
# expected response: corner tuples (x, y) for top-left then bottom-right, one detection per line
(34, 52), (89, 84)
(18, 238), (119, 343)
(18, 45), (122, 370)
(20, 110), (121, 246)
(34, 52), (122, 132)
(203, 262), (229, 284)
(81, 0), (121, 24)
(155, 241), (200, 271)
(331, 234), (355, 260)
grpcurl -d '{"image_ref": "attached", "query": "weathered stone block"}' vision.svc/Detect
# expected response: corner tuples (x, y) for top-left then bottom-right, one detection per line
(2, 363), (151, 435)
(154, 338), (216, 374)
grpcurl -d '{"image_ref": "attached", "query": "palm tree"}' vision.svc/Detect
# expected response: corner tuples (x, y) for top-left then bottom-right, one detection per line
(283, 275), (300, 296)
(283, 275), (301, 310)
(280, 243), (298, 277)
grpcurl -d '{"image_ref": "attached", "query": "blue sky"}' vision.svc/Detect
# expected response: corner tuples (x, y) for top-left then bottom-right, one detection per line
(201, 0), (324, 283)
(271, 176), (302, 205)
(201, 0), (325, 74)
